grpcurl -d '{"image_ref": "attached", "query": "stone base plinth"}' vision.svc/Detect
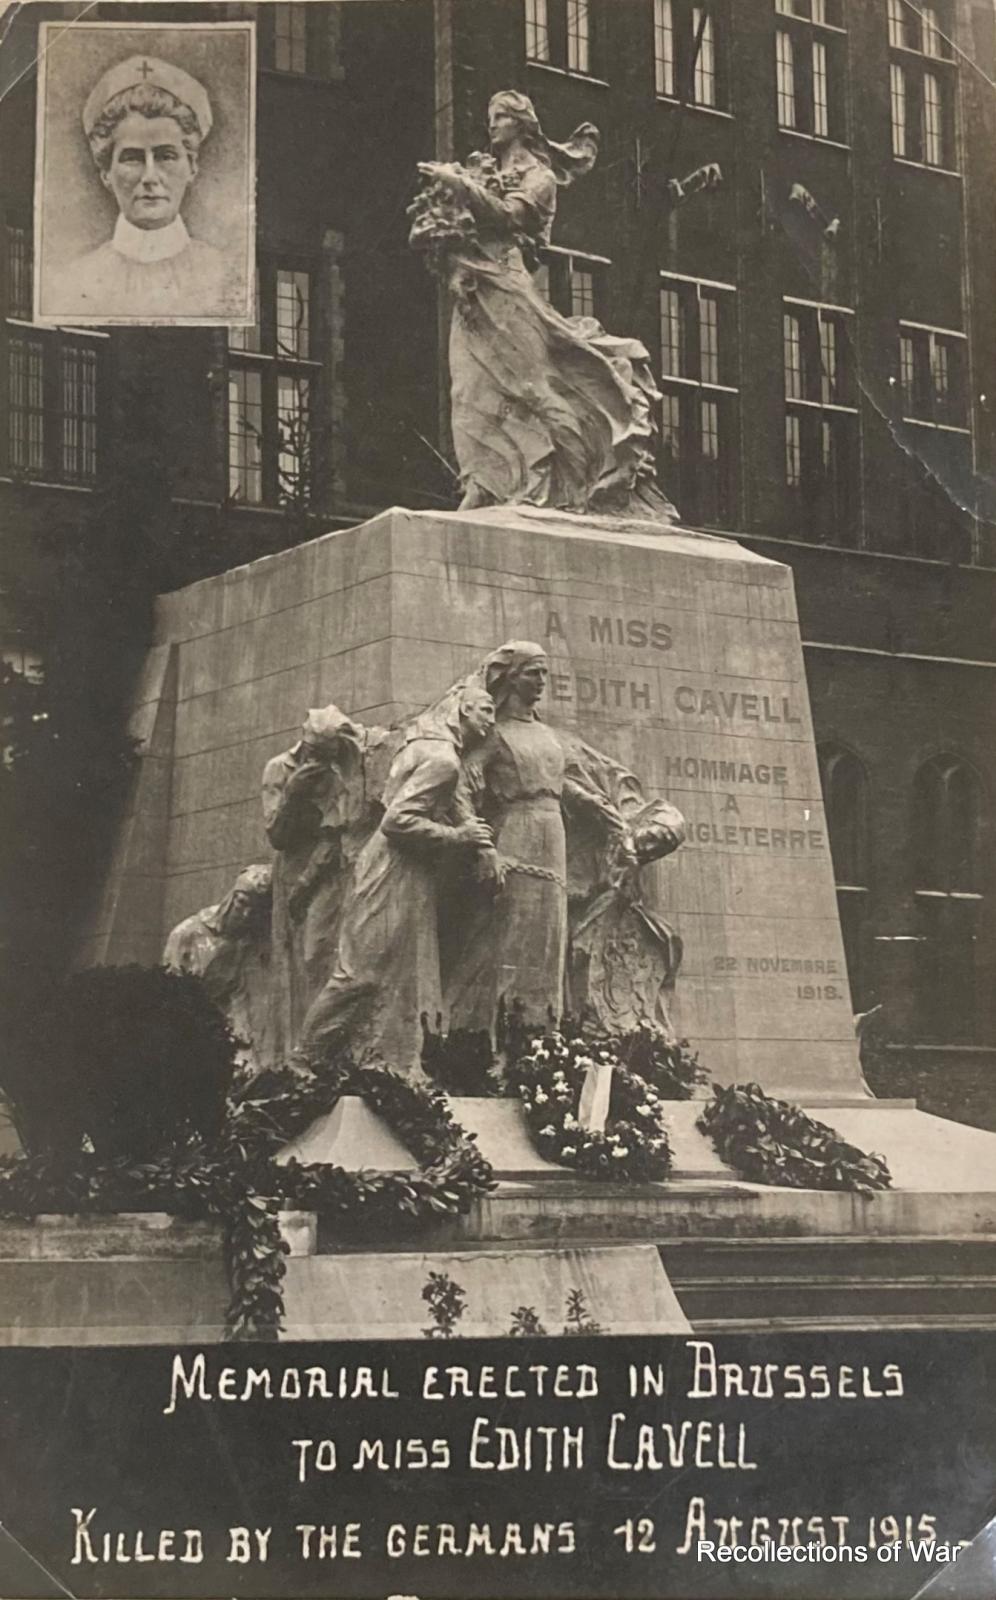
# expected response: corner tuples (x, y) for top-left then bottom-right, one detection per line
(282, 1243), (690, 1337)
(5, 1082), (996, 1345)
(277, 1094), (996, 1194)
(80, 504), (871, 1100)
(0, 1215), (689, 1344)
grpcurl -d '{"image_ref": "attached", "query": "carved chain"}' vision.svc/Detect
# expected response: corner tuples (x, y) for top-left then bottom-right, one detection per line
(501, 858), (567, 889)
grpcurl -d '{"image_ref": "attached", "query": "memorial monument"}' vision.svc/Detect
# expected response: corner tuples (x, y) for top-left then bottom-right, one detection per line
(85, 87), (869, 1103)
(35, 87), (996, 1344)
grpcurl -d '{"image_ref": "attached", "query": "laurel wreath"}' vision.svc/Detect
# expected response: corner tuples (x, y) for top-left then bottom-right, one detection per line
(0, 1058), (495, 1341)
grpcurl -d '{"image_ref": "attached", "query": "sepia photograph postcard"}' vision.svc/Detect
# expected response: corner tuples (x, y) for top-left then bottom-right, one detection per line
(0, 0), (995, 1596)
(32, 19), (256, 325)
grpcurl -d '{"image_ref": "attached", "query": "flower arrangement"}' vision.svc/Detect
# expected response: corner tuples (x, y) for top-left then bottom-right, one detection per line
(507, 1026), (673, 1183)
(697, 1081), (892, 1195)
(407, 151), (501, 276)
(612, 1024), (707, 1101)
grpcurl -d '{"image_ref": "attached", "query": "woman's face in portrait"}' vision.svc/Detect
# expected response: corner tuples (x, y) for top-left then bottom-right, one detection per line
(101, 113), (196, 229)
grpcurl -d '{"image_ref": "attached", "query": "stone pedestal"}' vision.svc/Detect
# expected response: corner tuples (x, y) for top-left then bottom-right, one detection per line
(80, 505), (867, 1100)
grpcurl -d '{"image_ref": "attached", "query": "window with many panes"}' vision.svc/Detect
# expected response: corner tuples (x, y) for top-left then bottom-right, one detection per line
(782, 298), (858, 542)
(654, 0), (676, 93)
(887, 0), (956, 168)
(898, 322), (967, 430)
(658, 272), (737, 528)
(525, 0), (597, 75)
(542, 247), (606, 322)
(818, 743), (872, 1008)
(228, 261), (323, 508)
(913, 755), (986, 1041)
(260, 2), (342, 78)
(525, 0), (551, 61)
(1, 220), (101, 484)
(774, 0), (846, 142)
(651, 0), (729, 110)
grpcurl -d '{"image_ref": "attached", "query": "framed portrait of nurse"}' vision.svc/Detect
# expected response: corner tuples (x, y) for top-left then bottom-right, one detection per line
(33, 21), (255, 326)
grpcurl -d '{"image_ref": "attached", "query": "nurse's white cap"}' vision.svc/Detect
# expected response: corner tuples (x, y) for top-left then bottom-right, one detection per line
(82, 56), (212, 140)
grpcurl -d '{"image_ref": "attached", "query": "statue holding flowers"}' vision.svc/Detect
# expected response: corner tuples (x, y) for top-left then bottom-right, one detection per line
(410, 91), (677, 522)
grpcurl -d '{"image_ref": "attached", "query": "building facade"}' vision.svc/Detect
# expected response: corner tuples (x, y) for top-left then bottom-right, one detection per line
(1, 0), (993, 1058)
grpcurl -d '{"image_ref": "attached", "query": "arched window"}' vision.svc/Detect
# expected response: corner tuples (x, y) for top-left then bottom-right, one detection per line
(817, 743), (870, 1009)
(912, 756), (985, 1041)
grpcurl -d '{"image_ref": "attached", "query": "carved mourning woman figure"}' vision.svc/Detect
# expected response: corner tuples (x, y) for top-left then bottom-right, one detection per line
(163, 864), (272, 1067)
(410, 91), (675, 520)
(262, 707), (396, 1060)
(297, 681), (496, 1074)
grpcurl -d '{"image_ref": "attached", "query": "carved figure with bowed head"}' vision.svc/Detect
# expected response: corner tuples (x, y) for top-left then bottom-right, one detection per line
(50, 56), (226, 319)
(262, 705), (397, 1062)
(297, 681), (497, 1075)
(163, 864), (272, 1067)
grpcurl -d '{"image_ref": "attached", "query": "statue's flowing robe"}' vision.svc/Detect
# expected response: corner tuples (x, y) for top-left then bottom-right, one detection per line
(560, 734), (685, 1037)
(261, 729), (396, 1061)
(443, 719), (685, 1038)
(298, 735), (475, 1072)
(445, 713), (570, 1033)
(440, 157), (672, 517)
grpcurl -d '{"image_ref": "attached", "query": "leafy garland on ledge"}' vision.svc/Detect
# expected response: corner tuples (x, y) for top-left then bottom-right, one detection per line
(0, 1059), (494, 1341)
(610, 1024), (708, 1101)
(507, 1026), (674, 1183)
(697, 1082), (892, 1195)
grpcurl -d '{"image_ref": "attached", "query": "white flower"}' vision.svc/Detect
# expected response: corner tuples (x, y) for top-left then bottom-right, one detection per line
(561, 1145), (577, 1158)
(638, 1104), (653, 1118)
(540, 1124), (556, 1137)
(563, 1113), (578, 1131)
(612, 1147), (628, 1159)
(534, 1088), (548, 1104)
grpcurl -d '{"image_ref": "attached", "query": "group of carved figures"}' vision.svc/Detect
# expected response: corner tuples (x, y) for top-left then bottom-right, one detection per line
(165, 91), (694, 1072)
(164, 643), (686, 1078)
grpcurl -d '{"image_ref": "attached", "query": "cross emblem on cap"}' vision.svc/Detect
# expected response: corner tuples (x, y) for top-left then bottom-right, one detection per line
(82, 55), (212, 139)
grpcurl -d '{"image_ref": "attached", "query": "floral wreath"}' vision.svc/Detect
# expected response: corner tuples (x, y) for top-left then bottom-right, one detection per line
(0, 1058), (495, 1341)
(508, 1027), (673, 1183)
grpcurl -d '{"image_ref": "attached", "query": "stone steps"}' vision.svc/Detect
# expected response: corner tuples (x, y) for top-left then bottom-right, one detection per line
(1, 1215), (994, 1339)
(686, 1314), (996, 1332)
(435, 1177), (996, 1244)
(659, 1235), (996, 1276)
(660, 1235), (996, 1328)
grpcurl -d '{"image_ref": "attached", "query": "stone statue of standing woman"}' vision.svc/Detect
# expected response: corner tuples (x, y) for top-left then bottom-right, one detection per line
(444, 643), (686, 1044)
(410, 90), (677, 522)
